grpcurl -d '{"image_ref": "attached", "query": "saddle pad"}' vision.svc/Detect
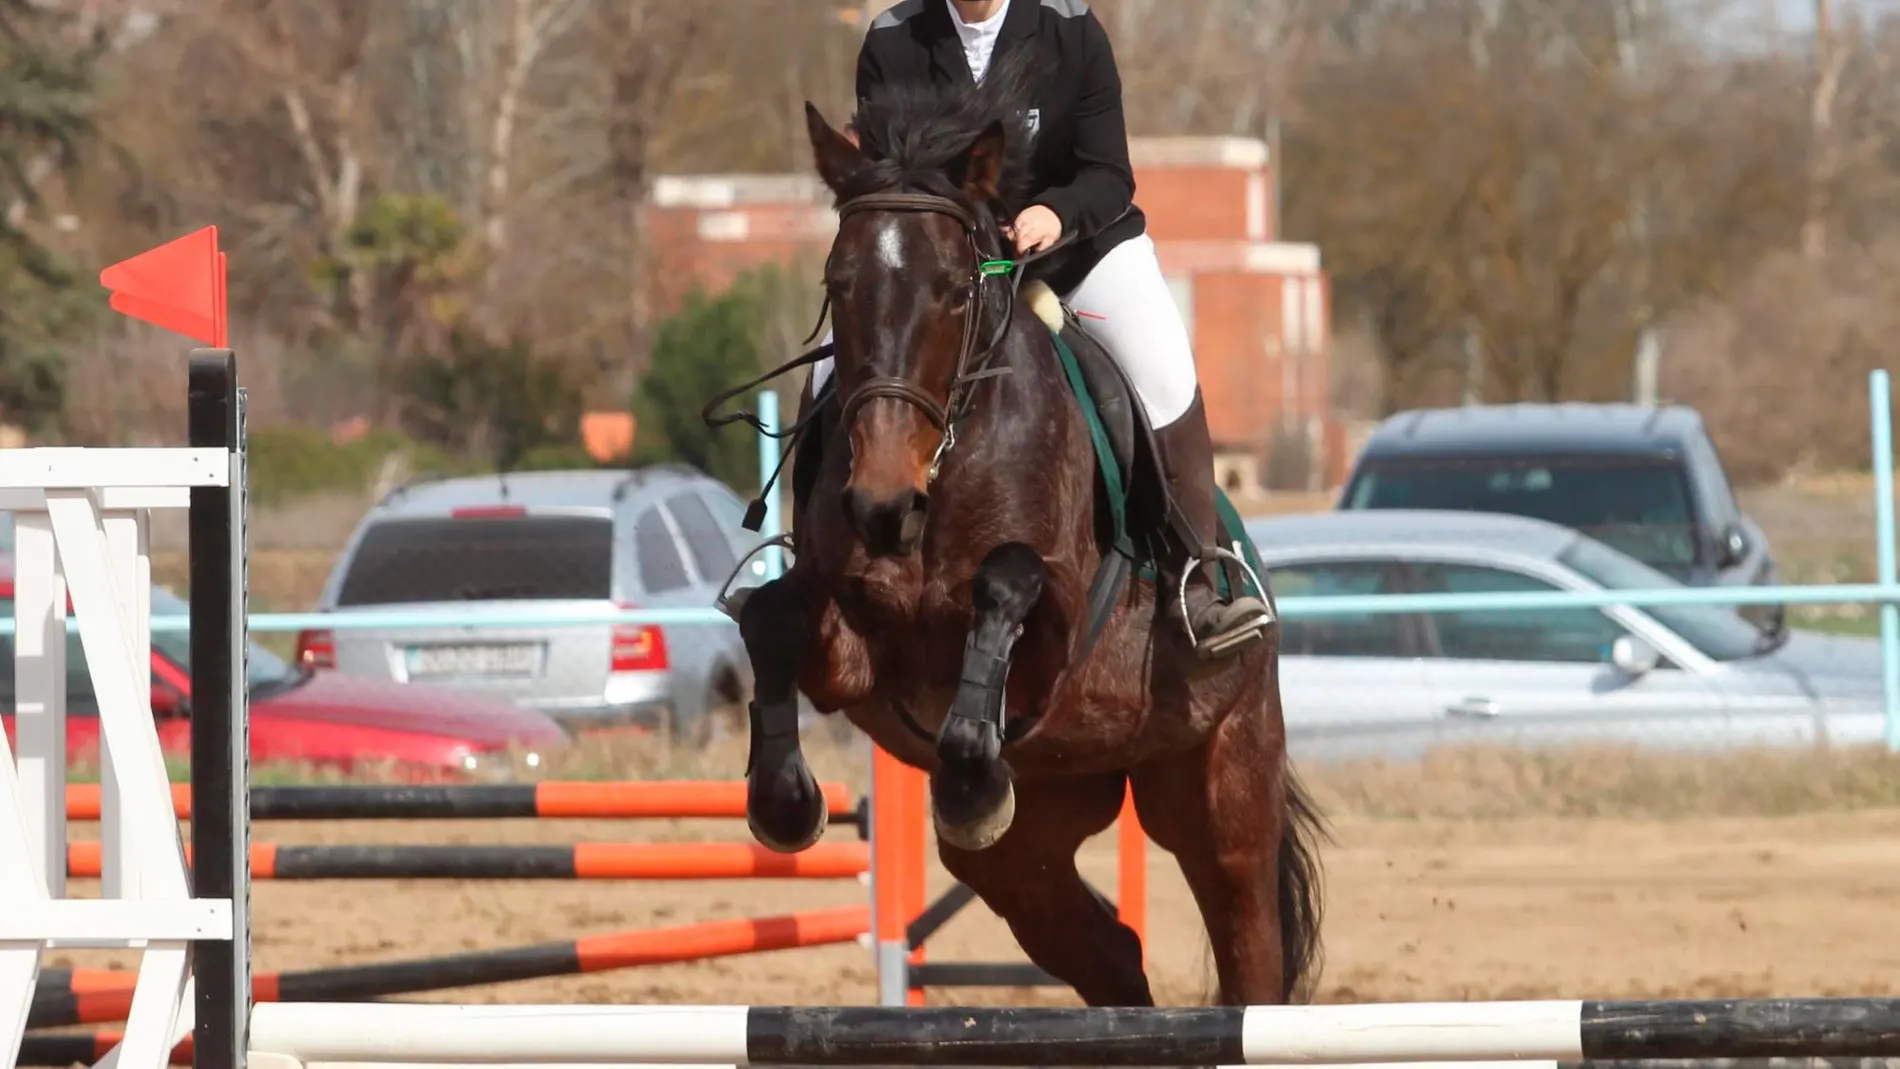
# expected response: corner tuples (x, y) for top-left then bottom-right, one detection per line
(1045, 328), (1267, 602)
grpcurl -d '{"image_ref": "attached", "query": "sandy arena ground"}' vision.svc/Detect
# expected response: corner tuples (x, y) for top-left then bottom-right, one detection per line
(49, 792), (1900, 1010)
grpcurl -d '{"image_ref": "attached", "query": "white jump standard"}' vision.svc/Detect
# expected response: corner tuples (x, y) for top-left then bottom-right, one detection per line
(0, 350), (247, 1069)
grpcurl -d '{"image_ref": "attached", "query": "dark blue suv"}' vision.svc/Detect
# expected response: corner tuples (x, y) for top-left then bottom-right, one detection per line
(1337, 403), (1783, 634)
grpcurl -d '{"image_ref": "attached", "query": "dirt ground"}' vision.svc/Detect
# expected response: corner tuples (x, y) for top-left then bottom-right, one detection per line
(48, 739), (1900, 1011)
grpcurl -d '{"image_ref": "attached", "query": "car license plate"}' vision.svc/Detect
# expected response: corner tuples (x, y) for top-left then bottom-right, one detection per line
(407, 643), (540, 678)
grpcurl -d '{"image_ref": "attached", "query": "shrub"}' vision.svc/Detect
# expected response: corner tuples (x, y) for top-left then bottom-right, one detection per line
(247, 424), (465, 508)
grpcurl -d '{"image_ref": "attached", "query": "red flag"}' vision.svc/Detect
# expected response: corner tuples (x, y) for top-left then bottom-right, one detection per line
(100, 226), (225, 347)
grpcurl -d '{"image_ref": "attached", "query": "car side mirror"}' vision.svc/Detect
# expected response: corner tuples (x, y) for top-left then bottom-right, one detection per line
(151, 685), (190, 719)
(1611, 634), (1660, 677)
(1717, 524), (1749, 568)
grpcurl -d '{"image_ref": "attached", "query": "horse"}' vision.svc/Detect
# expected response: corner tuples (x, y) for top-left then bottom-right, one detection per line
(705, 54), (1326, 1009)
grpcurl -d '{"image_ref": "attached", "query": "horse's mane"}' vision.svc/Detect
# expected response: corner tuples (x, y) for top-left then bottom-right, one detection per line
(839, 41), (1044, 213)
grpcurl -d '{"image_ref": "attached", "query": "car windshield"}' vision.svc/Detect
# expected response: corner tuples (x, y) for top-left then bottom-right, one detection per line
(1345, 455), (1702, 573)
(335, 514), (614, 606)
(1556, 537), (1765, 661)
(150, 587), (304, 692)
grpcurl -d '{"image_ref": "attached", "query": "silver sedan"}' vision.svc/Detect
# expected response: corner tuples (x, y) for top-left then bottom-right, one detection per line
(1243, 509), (1886, 763)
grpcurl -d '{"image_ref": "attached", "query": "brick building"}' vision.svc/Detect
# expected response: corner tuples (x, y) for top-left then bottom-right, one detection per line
(648, 135), (1337, 492)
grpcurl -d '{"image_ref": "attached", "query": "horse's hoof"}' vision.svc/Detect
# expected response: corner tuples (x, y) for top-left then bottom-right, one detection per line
(746, 764), (829, 854)
(932, 772), (1015, 852)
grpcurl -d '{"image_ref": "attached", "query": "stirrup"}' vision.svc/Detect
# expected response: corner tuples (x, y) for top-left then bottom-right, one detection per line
(716, 534), (795, 623)
(1175, 541), (1275, 659)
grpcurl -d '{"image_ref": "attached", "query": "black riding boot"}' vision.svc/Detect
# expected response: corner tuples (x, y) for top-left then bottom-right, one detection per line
(1152, 390), (1273, 660)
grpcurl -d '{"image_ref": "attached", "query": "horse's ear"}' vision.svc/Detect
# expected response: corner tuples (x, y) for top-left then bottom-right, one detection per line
(957, 120), (1007, 202)
(806, 101), (868, 194)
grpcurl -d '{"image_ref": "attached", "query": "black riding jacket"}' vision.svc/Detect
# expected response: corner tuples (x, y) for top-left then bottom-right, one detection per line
(855, 0), (1146, 295)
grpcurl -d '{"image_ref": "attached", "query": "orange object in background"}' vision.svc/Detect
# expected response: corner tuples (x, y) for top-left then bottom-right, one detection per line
(582, 411), (636, 462)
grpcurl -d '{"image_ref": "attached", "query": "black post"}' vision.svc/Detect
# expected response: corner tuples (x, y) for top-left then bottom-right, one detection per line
(188, 350), (247, 1069)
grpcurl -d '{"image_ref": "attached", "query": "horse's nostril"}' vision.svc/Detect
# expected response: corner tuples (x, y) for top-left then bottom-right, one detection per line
(842, 485), (930, 555)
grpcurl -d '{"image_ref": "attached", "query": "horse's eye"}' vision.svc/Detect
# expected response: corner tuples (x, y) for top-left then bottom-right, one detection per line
(948, 282), (974, 310)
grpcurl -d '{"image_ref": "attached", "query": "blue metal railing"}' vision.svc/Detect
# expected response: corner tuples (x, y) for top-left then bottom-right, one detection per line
(13, 375), (1900, 747)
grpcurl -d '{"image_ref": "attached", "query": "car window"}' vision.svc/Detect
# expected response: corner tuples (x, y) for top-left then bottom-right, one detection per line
(0, 630), (101, 716)
(336, 515), (614, 606)
(0, 590), (299, 702)
(666, 492), (739, 584)
(1411, 562), (1624, 663)
(1269, 559), (1412, 657)
(145, 587), (301, 690)
(633, 506), (691, 593)
(1687, 433), (1741, 529)
(703, 490), (750, 532)
(1344, 456), (1702, 570)
(1557, 537), (1764, 662)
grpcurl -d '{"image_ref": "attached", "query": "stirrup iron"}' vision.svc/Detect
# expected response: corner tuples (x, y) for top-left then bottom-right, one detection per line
(716, 534), (795, 623)
(1174, 540), (1275, 658)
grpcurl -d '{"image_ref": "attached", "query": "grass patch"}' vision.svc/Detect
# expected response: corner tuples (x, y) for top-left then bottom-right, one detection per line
(1302, 743), (1900, 820)
(122, 729), (1900, 823)
(1796, 612), (1884, 637)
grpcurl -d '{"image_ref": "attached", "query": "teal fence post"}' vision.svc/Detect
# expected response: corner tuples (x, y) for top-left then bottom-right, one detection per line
(1871, 370), (1899, 751)
(758, 389), (785, 581)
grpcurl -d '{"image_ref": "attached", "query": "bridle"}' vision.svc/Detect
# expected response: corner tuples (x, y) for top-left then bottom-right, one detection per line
(698, 186), (1083, 530)
(828, 190), (1022, 483)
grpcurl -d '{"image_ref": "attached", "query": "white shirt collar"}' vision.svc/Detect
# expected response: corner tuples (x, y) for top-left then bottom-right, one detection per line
(947, 0), (1011, 83)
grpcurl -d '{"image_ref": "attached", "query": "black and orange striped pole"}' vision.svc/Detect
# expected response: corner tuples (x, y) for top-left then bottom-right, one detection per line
(65, 840), (869, 881)
(17, 1031), (192, 1066)
(66, 779), (864, 825)
(29, 904), (870, 1028)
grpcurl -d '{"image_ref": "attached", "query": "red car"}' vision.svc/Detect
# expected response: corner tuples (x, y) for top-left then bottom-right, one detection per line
(0, 568), (570, 778)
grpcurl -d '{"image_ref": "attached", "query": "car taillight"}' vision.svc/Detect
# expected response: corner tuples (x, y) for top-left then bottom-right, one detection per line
(296, 629), (336, 670)
(610, 603), (668, 672)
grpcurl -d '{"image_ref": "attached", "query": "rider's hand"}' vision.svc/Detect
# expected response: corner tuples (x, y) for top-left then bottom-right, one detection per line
(1008, 205), (1062, 254)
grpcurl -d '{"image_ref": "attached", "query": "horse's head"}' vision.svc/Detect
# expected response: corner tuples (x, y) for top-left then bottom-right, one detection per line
(802, 71), (1031, 557)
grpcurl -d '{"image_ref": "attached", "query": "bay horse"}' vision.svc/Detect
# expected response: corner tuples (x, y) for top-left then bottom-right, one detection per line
(707, 55), (1325, 1008)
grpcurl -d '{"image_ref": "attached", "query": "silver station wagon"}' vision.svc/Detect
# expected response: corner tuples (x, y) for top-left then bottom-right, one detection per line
(1245, 510), (1886, 763)
(300, 466), (769, 740)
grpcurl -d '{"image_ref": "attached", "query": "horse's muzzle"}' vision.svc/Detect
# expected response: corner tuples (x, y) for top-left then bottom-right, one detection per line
(842, 485), (929, 557)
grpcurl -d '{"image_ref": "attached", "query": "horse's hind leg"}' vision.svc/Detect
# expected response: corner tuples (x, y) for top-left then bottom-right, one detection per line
(939, 773), (1153, 1007)
(737, 576), (829, 853)
(1131, 692), (1326, 1005)
(932, 541), (1045, 852)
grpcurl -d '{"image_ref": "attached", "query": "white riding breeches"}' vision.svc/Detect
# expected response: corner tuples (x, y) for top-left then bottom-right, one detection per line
(805, 232), (1200, 428)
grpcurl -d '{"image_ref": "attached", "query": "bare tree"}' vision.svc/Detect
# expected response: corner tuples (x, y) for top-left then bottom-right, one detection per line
(591, 0), (701, 398)
(1803, 0), (1848, 260)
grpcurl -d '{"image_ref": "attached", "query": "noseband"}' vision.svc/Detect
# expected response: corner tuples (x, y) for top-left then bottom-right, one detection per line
(830, 191), (1018, 482)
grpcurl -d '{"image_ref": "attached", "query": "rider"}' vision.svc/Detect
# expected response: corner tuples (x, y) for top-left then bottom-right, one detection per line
(805, 0), (1272, 660)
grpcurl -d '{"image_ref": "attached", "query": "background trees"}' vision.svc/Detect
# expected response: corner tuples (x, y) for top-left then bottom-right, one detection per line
(6, 0), (1893, 487)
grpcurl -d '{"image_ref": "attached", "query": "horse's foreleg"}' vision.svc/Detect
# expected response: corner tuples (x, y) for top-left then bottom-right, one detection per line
(931, 541), (1046, 852)
(737, 576), (829, 853)
(938, 773), (1152, 1006)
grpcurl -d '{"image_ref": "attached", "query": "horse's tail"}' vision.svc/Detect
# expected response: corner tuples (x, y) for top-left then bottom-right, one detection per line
(1278, 763), (1330, 1004)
